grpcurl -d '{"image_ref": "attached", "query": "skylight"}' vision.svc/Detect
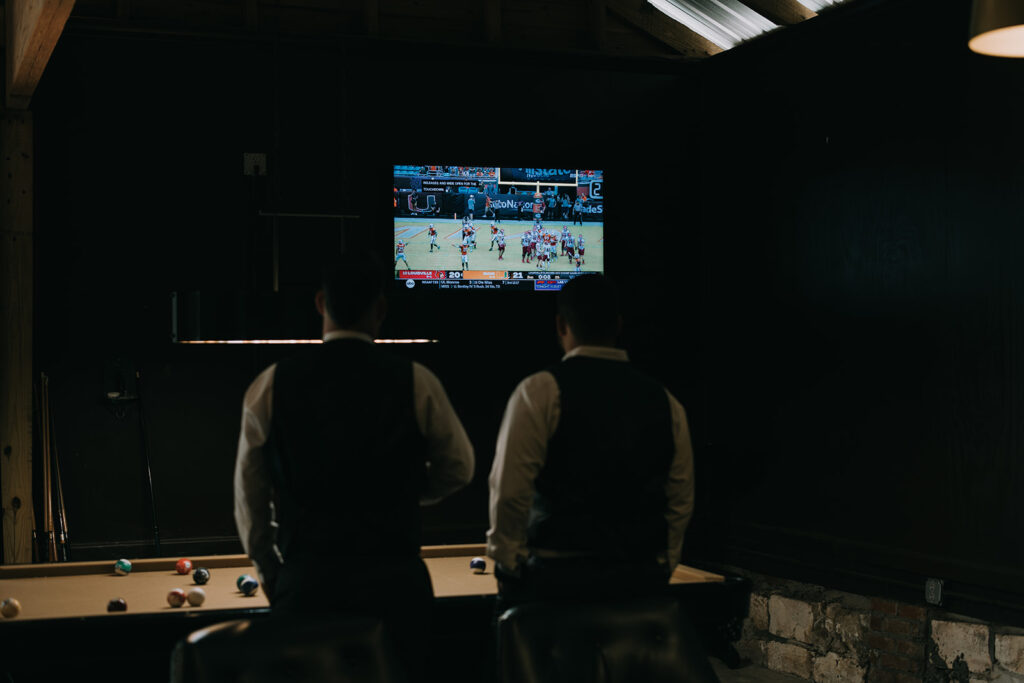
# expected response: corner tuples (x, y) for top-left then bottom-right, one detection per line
(647, 0), (779, 50)
(795, 0), (846, 11)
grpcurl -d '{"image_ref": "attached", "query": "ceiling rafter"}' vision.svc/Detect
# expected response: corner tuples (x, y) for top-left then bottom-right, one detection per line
(740, 0), (816, 26)
(5, 0), (77, 109)
(606, 0), (722, 59)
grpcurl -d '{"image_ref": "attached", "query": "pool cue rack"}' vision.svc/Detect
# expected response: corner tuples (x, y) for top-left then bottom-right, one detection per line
(34, 373), (71, 562)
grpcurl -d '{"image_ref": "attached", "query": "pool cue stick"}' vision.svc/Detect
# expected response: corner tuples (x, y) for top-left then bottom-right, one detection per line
(40, 373), (56, 561)
(46, 374), (71, 561)
(135, 370), (161, 555)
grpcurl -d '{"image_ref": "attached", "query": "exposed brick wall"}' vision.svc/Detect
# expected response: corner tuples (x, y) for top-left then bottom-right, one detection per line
(867, 598), (926, 682)
(722, 566), (1024, 683)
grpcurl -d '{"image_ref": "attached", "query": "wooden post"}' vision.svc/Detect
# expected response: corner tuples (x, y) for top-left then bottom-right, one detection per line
(0, 111), (34, 564)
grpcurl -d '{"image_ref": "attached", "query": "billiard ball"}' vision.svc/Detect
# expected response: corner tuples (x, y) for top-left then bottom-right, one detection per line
(470, 557), (486, 574)
(175, 558), (192, 575)
(239, 576), (259, 597)
(1, 598), (21, 618)
(236, 574), (253, 590)
(186, 588), (206, 607)
(106, 598), (127, 612)
(114, 559), (132, 575)
(167, 588), (187, 608)
(193, 567), (210, 585)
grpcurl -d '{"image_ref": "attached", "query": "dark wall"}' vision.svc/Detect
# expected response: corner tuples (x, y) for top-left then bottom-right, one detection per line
(30, 31), (699, 556)
(692, 0), (1024, 621)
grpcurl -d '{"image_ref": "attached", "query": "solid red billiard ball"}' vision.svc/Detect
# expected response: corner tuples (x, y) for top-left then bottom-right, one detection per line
(175, 558), (192, 575)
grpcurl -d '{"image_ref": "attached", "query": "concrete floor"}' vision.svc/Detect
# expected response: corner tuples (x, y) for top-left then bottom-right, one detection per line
(711, 658), (808, 683)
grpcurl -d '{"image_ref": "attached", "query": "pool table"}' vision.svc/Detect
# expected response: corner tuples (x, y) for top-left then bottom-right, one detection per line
(0, 544), (748, 681)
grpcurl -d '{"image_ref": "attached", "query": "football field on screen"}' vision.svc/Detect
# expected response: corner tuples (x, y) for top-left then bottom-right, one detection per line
(393, 217), (605, 275)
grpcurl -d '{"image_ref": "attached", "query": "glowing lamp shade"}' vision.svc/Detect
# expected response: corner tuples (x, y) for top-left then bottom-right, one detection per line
(969, 0), (1024, 57)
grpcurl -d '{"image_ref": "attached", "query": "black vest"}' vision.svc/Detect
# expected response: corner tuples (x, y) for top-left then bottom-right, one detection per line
(267, 338), (427, 560)
(528, 356), (674, 561)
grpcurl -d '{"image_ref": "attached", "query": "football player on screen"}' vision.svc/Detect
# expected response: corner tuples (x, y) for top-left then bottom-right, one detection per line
(497, 231), (506, 261)
(577, 234), (585, 265)
(460, 242), (470, 270)
(395, 240), (410, 269)
(489, 223), (499, 251)
(428, 224), (441, 252)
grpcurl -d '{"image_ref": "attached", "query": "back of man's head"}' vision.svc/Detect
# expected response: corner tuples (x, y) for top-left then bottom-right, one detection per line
(321, 251), (386, 327)
(557, 274), (621, 345)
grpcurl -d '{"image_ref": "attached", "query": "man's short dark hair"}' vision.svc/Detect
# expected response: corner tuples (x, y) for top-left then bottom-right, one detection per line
(321, 251), (386, 327)
(557, 274), (620, 344)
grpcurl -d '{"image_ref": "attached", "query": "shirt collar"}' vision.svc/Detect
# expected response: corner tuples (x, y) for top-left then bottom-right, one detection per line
(562, 345), (629, 362)
(323, 330), (374, 344)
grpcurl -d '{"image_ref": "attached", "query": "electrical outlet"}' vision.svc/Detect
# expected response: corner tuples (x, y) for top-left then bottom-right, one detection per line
(243, 153), (267, 176)
(925, 578), (943, 605)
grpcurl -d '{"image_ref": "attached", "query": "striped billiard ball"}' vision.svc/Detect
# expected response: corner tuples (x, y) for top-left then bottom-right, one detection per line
(167, 589), (187, 608)
(239, 576), (259, 597)
(114, 559), (132, 576)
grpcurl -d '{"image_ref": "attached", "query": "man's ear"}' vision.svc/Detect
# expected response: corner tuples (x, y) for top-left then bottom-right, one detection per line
(315, 290), (326, 316)
(555, 314), (569, 337)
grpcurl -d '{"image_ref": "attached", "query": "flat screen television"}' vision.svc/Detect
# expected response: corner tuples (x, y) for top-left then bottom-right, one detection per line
(393, 165), (604, 291)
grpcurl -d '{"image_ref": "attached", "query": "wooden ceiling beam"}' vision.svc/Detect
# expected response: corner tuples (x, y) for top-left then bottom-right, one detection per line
(741, 0), (816, 26)
(5, 0), (76, 110)
(606, 0), (721, 59)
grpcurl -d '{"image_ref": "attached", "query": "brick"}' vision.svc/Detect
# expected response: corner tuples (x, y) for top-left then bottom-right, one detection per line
(769, 595), (815, 643)
(867, 633), (897, 653)
(764, 641), (813, 679)
(930, 620), (991, 674)
(896, 604), (926, 621)
(749, 593), (769, 632)
(867, 670), (898, 683)
(894, 639), (924, 660)
(813, 652), (866, 683)
(995, 634), (1024, 674)
(870, 615), (884, 631)
(879, 653), (920, 674)
(872, 598), (899, 616)
(824, 603), (870, 652)
(881, 618), (924, 637)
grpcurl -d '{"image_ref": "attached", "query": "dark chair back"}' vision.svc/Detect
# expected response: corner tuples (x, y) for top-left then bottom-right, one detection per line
(170, 616), (409, 683)
(497, 597), (720, 683)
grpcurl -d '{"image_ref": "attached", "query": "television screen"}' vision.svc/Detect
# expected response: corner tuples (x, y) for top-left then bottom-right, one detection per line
(393, 166), (604, 291)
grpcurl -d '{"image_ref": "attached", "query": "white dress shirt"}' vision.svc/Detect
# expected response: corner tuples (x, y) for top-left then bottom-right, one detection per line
(486, 345), (695, 574)
(234, 330), (475, 577)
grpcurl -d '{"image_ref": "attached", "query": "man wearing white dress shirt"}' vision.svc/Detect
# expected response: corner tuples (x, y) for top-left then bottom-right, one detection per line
(234, 252), (474, 674)
(486, 274), (694, 605)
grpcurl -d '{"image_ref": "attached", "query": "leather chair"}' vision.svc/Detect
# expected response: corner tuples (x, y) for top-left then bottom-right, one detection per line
(170, 616), (408, 683)
(497, 596), (720, 683)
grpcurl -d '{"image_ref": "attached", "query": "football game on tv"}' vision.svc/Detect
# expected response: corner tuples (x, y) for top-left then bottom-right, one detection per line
(393, 165), (604, 291)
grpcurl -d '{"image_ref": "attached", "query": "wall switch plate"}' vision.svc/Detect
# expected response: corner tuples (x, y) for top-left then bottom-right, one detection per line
(925, 578), (943, 605)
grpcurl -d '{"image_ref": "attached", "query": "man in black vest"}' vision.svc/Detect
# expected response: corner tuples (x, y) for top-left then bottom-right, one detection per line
(486, 274), (694, 604)
(234, 252), (474, 673)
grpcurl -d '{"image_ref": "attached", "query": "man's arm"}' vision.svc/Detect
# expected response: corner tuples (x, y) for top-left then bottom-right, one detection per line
(233, 364), (280, 584)
(413, 363), (475, 505)
(664, 390), (695, 571)
(486, 372), (559, 575)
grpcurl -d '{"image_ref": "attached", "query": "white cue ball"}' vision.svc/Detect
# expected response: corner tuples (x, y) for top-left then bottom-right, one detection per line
(186, 587), (206, 607)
